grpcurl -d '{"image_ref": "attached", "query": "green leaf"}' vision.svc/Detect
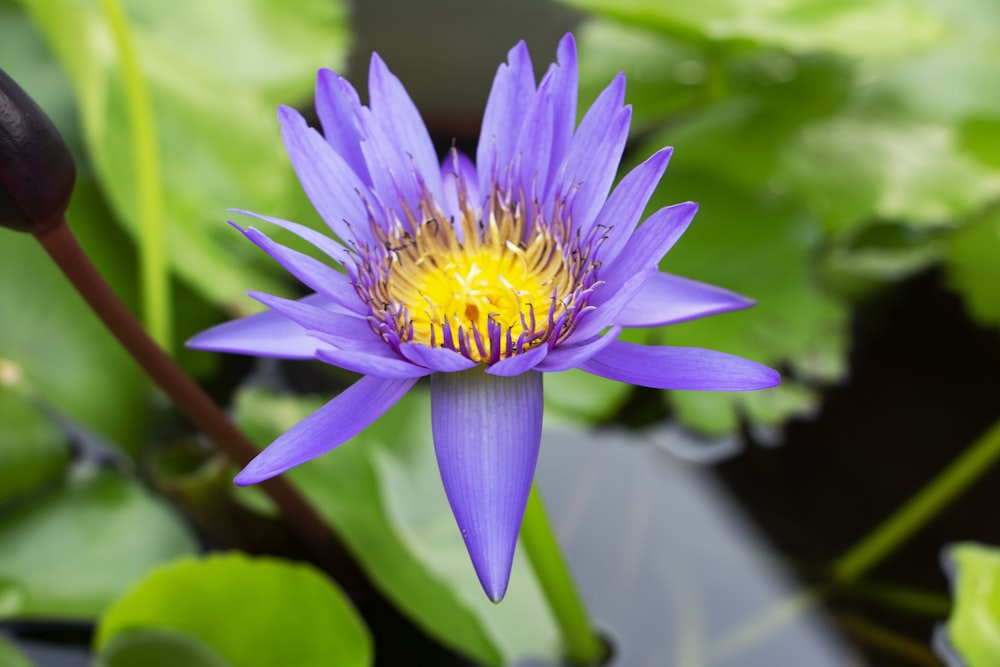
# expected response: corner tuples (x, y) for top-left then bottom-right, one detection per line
(0, 636), (37, 667)
(234, 387), (560, 666)
(945, 207), (1000, 329)
(0, 385), (71, 506)
(561, 0), (945, 58)
(778, 115), (1000, 235)
(95, 553), (372, 667)
(645, 170), (848, 435)
(97, 627), (230, 667)
(0, 469), (197, 619)
(0, 232), (150, 451)
(940, 542), (1000, 666)
(21, 0), (349, 310)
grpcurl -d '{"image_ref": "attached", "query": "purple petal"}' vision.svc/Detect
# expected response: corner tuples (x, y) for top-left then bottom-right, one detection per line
(580, 340), (780, 391)
(237, 225), (366, 315)
(615, 272), (755, 328)
(556, 73), (630, 229)
(186, 294), (331, 360)
(232, 209), (351, 266)
(486, 345), (549, 376)
(441, 151), (480, 221)
(248, 291), (374, 340)
(536, 326), (621, 372)
(570, 202), (698, 342)
(477, 41), (536, 193)
(315, 69), (370, 185)
(278, 106), (369, 243)
(511, 72), (556, 197)
(589, 147), (673, 262)
(431, 369), (543, 601)
(547, 34), (578, 185)
(367, 53), (443, 201)
(398, 343), (479, 372)
(314, 342), (433, 379)
(235, 376), (417, 485)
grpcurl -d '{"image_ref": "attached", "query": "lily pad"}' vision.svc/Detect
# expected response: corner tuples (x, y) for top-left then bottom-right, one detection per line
(0, 385), (71, 506)
(0, 469), (197, 620)
(95, 553), (371, 667)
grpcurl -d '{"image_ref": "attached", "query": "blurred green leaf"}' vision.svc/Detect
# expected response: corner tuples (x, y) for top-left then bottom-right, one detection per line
(561, 0), (945, 58)
(0, 386), (71, 506)
(21, 0), (348, 310)
(0, 469), (197, 619)
(97, 627), (230, 667)
(96, 553), (371, 667)
(235, 387), (560, 666)
(0, 233), (150, 451)
(647, 172), (848, 435)
(946, 207), (1000, 329)
(779, 115), (1000, 235)
(940, 542), (1000, 666)
(0, 636), (37, 667)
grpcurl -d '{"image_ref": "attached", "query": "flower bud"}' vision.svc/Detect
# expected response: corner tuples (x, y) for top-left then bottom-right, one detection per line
(0, 68), (76, 234)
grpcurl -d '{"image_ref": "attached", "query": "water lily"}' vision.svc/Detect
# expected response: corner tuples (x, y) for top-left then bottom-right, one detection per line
(189, 34), (779, 601)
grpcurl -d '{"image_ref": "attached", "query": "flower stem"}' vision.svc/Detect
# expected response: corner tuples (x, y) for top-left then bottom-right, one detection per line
(100, 0), (171, 351)
(521, 482), (604, 665)
(833, 416), (1000, 583)
(35, 220), (339, 570)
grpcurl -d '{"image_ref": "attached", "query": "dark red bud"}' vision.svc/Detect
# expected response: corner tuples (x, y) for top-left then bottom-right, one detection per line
(0, 68), (76, 234)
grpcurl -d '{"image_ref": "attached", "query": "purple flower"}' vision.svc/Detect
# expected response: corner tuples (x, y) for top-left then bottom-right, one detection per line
(189, 35), (779, 601)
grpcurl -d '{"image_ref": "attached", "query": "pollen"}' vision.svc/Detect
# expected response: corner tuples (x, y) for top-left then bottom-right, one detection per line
(356, 174), (594, 364)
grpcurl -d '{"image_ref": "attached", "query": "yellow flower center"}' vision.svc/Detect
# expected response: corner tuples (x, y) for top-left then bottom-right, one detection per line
(369, 189), (577, 363)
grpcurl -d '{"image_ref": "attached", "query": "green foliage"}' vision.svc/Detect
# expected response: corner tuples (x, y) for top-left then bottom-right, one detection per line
(235, 387), (560, 666)
(95, 553), (372, 667)
(0, 469), (197, 620)
(941, 543), (1000, 665)
(0, 386), (71, 505)
(564, 0), (1000, 433)
(19, 0), (347, 311)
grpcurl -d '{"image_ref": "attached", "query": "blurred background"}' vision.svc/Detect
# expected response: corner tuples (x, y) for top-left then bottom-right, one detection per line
(2, 0), (1000, 665)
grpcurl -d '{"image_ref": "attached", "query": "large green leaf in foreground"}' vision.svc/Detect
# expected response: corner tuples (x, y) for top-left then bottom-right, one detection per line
(95, 553), (371, 667)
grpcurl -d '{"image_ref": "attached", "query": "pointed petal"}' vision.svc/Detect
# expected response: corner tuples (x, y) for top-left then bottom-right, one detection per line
(248, 291), (373, 340)
(315, 69), (370, 185)
(232, 209), (351, 266)
(580, 340), (780, 391)
(477, 41), (535, 193)
(186, 294), (331, 359)
(557, 74), (630, 229)
(547, 34), (578, 184)
(536, 326), (621, 372)
(237, 224), (366, 315)
(615, 272), (755, 328)
(367, 53), (443, 200)
(235, 376), (417, 485)
(278, 106), (369, 243)
(570, 202), (697, 342)
(590, 147), (673, 261)
(511, 72), (556, 197)
(431, 369), (543, 601)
